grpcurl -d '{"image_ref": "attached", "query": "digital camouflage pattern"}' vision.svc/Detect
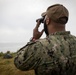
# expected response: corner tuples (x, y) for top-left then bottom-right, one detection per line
(14, 31), (76, 75)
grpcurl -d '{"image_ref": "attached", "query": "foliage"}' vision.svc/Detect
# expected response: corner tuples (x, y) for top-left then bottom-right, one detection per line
(0, 52), (4, 57)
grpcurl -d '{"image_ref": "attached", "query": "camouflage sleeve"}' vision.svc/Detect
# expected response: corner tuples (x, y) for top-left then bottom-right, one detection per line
(14, 41), (42, 71)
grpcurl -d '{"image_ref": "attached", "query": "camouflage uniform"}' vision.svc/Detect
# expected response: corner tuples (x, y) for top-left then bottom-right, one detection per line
(14, 31), (76, 75)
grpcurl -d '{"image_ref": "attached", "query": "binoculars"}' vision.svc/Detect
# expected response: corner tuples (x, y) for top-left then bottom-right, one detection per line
(36, 17), (45, 23)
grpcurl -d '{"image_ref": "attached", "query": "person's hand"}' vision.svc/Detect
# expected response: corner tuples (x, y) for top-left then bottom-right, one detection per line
(33, 20), (44, 40)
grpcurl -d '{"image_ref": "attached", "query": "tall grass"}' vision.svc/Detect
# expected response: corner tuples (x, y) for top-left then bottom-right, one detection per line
(0, 52), (35, 75)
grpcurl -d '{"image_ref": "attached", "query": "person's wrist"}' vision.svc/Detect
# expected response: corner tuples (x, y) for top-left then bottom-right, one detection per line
(30, 37), (37, 42)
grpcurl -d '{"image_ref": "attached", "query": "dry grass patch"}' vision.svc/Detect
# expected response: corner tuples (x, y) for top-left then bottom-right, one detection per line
(0, 57), (35, 75)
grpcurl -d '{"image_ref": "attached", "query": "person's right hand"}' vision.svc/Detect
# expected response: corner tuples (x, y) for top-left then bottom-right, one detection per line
(33, 20), (44, 40)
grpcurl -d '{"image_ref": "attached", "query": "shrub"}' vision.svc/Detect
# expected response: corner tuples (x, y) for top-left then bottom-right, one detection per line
(0, 52), (4, 57)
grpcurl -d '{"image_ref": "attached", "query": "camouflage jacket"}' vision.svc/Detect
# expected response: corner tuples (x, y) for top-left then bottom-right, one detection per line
(14, 31), (76, 75)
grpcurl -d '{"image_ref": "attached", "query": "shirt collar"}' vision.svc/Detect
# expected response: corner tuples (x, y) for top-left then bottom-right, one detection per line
(48, 31), (70, 36)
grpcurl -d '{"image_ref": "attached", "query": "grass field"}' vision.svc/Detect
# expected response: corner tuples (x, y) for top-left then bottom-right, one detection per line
(0, 56), (35, 75)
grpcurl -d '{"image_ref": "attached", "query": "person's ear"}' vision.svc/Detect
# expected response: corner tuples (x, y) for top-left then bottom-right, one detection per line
(46, 18), (50, 25)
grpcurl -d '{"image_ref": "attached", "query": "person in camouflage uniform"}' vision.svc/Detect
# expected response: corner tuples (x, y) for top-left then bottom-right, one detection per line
(14, 4), (76, 75)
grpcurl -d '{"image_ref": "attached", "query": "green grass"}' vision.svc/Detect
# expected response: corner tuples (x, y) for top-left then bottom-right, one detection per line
(0, 55), (35, 75)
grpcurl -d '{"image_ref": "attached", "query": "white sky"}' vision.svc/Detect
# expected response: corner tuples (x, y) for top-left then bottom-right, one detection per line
(0, 0), (76, 43)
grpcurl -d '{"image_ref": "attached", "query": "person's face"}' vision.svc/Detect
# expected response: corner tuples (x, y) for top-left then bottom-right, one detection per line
(43, 15), (49, 36)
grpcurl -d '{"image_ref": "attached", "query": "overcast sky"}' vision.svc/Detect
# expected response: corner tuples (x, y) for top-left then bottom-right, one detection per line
(0, 0), (76, 43)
